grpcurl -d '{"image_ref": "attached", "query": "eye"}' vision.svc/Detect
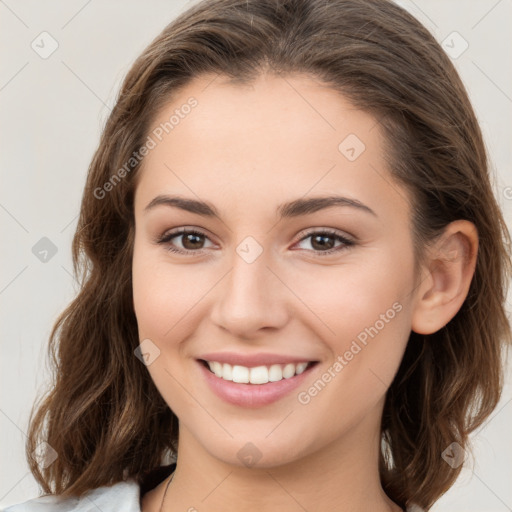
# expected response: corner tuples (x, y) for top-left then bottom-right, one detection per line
(156, 227), (355, 256)
(293, 228), (355, 256)
(156, 228), (214, 255)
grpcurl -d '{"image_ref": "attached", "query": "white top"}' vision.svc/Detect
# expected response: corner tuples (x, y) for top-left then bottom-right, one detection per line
(2, 480), (422, 512)
(1, 480), (142, 512)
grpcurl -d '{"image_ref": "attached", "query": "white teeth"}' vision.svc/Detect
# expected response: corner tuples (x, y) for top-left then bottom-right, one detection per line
(282, 363), (296, 379)
(222, 363), (233, 381)
(232, 365), (249, 383)
(295, 362), (308, 374)
(247, 365), (268, 384)
(268, 364), (282, 382)
(205, 360), (312, 384)
(210, 361), (223, 378)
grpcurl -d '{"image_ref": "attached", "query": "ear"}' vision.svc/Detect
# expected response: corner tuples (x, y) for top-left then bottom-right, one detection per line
(411, 220), (478, 335)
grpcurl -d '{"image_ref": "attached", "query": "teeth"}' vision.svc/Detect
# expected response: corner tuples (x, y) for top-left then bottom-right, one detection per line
(222, 363), (233, 381)
(232, 365), (249, 383)
(269, 364), (283, 382)
(295, 362), (308, 374)
(205, 360), (311, 384)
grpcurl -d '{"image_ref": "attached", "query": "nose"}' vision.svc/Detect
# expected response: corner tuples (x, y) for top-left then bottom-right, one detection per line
(209, 245), (290, 339)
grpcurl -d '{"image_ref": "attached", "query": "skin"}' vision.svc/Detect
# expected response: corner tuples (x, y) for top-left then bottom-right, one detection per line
(132, 72), (478, 512)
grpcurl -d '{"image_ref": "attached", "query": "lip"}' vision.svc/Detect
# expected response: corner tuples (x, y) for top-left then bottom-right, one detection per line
(197, 359), (319, 408)
(197, 352), (318, 368)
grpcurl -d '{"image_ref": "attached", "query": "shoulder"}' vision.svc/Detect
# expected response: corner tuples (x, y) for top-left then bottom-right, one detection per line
(1, 479), (141, 512)
(1, 463), (176, 512)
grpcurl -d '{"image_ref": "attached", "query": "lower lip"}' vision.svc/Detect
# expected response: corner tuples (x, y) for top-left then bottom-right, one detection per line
(197, 360), (318, 408)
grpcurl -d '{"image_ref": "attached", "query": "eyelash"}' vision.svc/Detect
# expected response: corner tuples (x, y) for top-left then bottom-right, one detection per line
(156, 227), (355, 257)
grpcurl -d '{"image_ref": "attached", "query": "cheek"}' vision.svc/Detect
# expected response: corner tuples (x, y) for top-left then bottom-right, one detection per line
(291, 250), (414, 402)
(294, 252), (412, 345)
(132, 244), (204, 414)
(132, 244), (212, 341)
(291, 295), (411, 449)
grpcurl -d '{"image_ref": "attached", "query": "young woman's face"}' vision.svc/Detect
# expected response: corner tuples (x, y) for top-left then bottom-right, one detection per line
(132, 73), (418, 469)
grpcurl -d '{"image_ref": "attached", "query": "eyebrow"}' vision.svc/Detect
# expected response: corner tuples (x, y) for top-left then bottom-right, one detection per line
(144, 194), (377, 218)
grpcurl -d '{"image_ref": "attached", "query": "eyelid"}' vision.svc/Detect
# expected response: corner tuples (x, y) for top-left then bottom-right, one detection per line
(294, 227), (355, 244)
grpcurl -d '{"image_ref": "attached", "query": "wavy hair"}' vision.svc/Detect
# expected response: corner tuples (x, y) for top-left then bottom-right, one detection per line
(26, 0), (511, 509)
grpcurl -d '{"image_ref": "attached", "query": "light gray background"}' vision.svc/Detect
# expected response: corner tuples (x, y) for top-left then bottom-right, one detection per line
(1, 0), (511, 510)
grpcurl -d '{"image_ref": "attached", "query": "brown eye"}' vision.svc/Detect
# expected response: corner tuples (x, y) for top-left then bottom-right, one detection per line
(310, 233), (336, 251)
(294, 229), (355, 256)
(157, 228), (214, 255)
(181, 232), (205, 250)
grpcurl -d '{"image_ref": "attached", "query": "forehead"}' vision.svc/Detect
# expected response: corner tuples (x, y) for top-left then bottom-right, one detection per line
(134, 72), (409, 223)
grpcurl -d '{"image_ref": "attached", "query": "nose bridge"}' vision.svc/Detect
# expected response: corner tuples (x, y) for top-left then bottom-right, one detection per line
(210, 237), (288, 336)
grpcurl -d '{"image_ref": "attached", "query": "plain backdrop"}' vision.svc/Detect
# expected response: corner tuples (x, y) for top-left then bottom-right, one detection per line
(1, 0), (511, 510)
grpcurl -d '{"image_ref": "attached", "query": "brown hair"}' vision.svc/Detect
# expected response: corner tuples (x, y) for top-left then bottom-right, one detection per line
(26, 0), (511, 509)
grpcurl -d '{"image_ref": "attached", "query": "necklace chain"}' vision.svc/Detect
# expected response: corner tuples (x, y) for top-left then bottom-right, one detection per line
(158, 470), (175, 512)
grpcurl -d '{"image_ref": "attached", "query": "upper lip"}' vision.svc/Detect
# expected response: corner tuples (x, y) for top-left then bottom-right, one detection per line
(197, 352), (319, 368)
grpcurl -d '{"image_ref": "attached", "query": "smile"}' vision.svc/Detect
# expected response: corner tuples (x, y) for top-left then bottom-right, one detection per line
(201, 359), (315, 384)
(197, 358), (320, 408)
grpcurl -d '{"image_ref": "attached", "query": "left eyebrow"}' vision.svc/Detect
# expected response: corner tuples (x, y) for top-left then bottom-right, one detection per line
(143, 194), (377, 218)
(277, 195), (377, 218)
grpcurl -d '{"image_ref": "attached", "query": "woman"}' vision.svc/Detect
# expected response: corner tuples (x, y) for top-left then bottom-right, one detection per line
(5, 0), (510, 511)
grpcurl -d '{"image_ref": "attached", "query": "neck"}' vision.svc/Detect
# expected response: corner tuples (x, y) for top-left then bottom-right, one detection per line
(158, 406), (402, 512)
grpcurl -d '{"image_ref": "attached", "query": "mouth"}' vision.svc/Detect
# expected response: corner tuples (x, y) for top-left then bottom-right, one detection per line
(197, 357), (319, 407)
(198, 359), (319, 385)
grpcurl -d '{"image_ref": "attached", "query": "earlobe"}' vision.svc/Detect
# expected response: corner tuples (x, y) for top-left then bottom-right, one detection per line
(411, 220), (478, 335)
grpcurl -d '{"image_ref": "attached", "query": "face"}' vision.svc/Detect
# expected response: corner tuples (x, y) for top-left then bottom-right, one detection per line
(132, 73), (418, 470)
